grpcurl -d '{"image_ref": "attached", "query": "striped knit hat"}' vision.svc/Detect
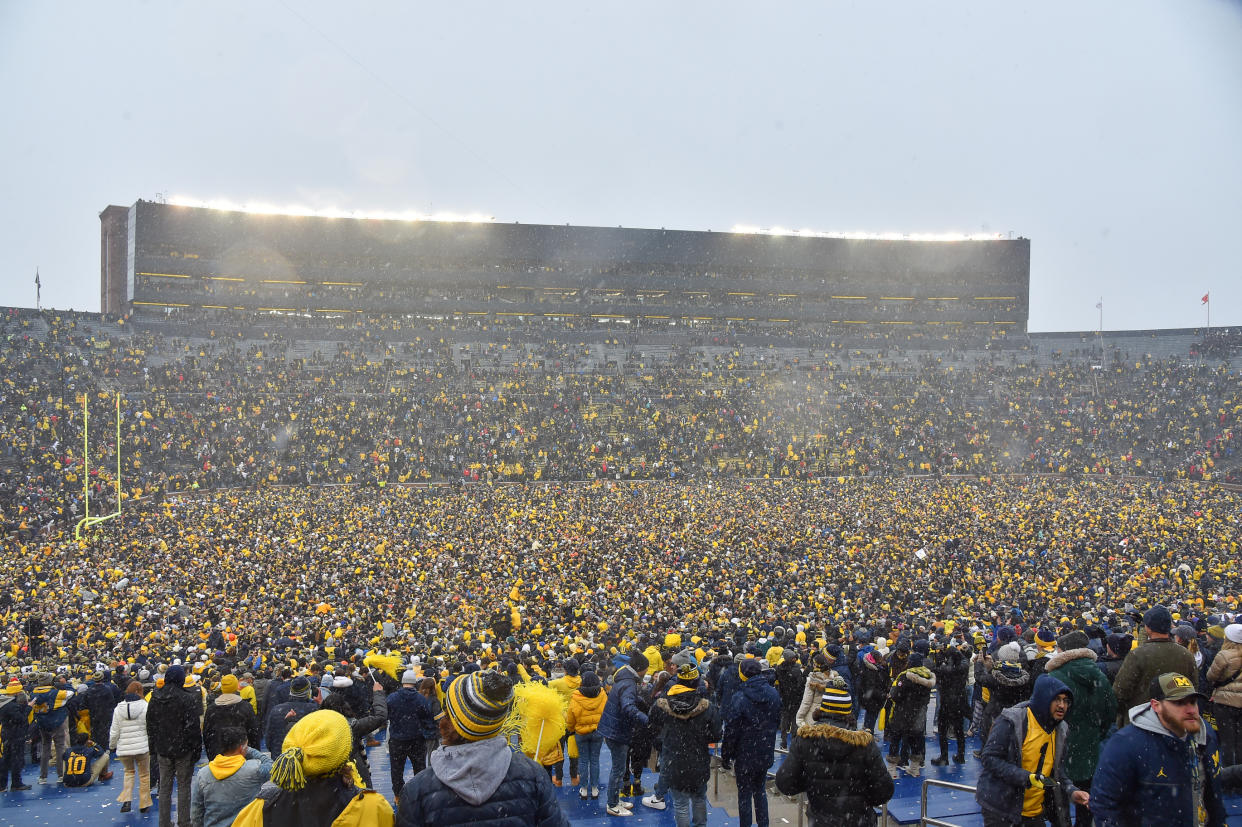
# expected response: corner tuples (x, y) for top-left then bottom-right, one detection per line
(444, 669), (514, 742)
(818, 682), (853, 720)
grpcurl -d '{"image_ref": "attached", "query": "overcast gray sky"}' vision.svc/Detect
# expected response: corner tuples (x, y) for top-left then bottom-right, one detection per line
(3, 1), (1240, 332)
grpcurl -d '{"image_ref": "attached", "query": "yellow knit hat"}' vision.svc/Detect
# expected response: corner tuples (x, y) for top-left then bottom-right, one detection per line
(220, 674), (239, 694)
(270, 710), (354, 791)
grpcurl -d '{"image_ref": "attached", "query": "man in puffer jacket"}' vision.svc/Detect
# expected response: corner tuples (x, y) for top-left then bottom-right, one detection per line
(202, 674), (259, 759)
(397, 669), (569, 826)
(0, 685), (33, 790)
(724, 659), (781, 827)
(855, 650), (891, 735)
(776, 679), (893, 827)
(190, 726), (271, 827)
(30, 672), (75, 783)
(1092, 672), (1225, 827)
(386, 670), (436, 798)
(930, 643), (970, 766)
(976, 674), (1087, 826)
(597, 651), (650, 815)
(1044, 630), (1116, 827)
(146, 664), (204, 827)
(975, 645), (1032, 748)
(647, 670), (721, 827)
(885, 652), (936, 778)
(773, 650), (804, 750)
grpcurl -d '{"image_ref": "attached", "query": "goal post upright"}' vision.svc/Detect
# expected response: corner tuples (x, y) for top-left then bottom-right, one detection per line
(74, 393), (123, 541)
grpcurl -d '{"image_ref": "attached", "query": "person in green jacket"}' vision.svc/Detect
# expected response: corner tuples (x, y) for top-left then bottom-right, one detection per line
(1044, 630), (1116, 827)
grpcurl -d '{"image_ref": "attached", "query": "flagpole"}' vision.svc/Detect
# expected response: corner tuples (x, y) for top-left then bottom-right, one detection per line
(1097, 298), (1105, 370)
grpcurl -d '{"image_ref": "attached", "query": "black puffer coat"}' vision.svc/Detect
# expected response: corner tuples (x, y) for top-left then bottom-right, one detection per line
(976, 660), (1031, 716)
(931, 649), (970, 724)
(774, 659), (805, 713)
(649, 691), (721, 792)
(887, 666), (936, 734)
(775, 722), (894, 827)
(145, 683), (202, 759)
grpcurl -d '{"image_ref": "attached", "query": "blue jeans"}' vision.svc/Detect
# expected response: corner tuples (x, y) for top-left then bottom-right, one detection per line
(736, 766), (769, 827)
(671, 783), (708, 827)
(577, 731), (603, 791)
(606, 738), (629, 807)
(653, 745), (669, 799)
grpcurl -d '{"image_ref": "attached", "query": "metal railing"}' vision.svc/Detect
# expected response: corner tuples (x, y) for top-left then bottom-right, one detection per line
(919, 778), (978, 827)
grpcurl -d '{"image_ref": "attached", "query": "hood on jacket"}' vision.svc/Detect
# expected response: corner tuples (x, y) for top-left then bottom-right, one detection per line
(804, 670), (832, 691)
(213, 693), (243, 707)
(1029, 674), (1073, 732)
(993, 664), (1031, 687)
(578, 683), (602, 699)
(612, 665), (638, 686)
(1044, 648), (1097, 673)
(795, 723), (874, 746)
(656, 693), (710, 720)
(428, 734), (513, 806)
(1128, 702), (1208, 747)
(738, 672), (778, 702)
(900, 667), (936, 688)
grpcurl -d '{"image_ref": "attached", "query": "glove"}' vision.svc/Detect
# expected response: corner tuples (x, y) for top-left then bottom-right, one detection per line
(1028, 773), (1045, 790)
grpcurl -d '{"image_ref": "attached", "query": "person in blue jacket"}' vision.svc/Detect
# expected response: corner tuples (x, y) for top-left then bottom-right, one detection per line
(975, 673), (1087, 826)
(1091, 673), (1226, 827)
(724, 658), (781, 827)
(385, 669), (435, 798)
(597, 651), (650, 816)
(397, 669), (569, 827)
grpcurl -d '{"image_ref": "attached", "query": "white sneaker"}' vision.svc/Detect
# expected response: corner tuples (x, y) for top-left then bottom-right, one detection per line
(642, 794), (666, 810)
(591, 786), (599, 798)
(579, 787), (588, 799)
(620, 800), (634, 809)
(606, 804), (634, 816)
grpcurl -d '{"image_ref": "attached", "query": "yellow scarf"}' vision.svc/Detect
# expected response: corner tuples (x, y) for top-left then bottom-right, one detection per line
(209, 753), (246, 780)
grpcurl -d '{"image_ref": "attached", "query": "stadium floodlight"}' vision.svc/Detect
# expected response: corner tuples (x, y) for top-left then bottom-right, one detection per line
(729, 224), (1005, 242)
(168, 195), (494, 224)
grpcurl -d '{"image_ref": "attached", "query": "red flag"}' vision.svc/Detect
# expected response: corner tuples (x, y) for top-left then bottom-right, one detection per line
(1202, 293), (1210, 304)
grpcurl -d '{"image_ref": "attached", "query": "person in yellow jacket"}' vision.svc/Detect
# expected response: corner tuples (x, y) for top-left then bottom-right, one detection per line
(547, 658), (582, 788)
(566, 670), (608, 800)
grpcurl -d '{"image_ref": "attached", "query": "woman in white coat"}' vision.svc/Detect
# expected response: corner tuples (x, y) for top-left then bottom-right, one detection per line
(108, 680), (153, 813)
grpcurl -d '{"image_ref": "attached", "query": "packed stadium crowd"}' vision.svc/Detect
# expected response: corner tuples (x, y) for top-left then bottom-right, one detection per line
(3, 308), (1240, 539)
(2, 305), (1241, 825)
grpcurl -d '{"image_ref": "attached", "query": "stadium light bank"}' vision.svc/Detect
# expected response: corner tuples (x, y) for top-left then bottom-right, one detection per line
(165, 198), (1003, 241)
(167, 195), (495, 224)
(729, 225), (1007, 242)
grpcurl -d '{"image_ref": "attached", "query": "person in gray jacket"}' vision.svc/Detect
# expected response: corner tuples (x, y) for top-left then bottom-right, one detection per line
(190, 726), (272, 827)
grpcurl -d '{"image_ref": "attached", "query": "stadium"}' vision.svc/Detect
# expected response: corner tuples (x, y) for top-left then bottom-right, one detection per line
(1, 200), (1240, 825)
